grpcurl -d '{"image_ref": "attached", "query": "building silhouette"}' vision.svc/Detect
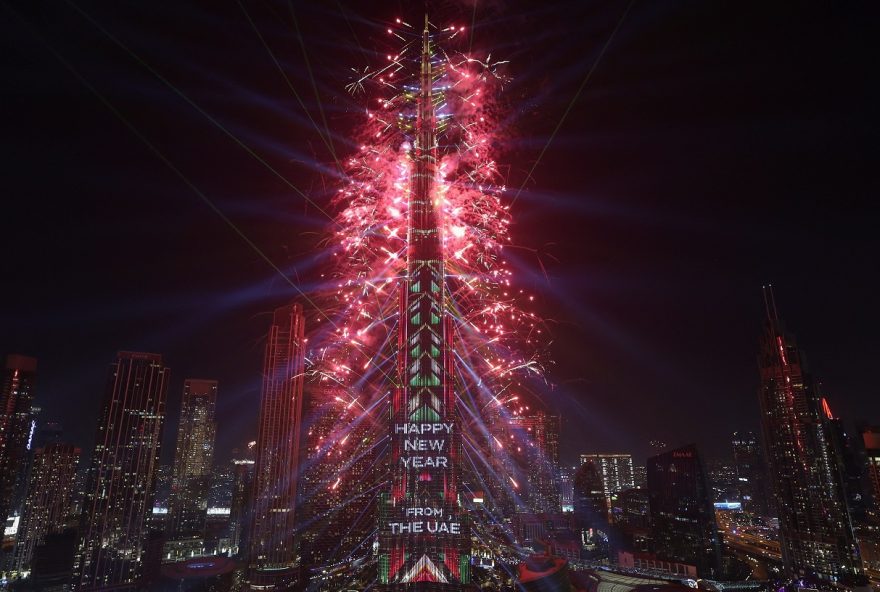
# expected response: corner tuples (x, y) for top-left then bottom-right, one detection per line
(229, 442), (255, 557)
(14, 442), (80, 572)
(73, 351), (169, 590)
(574, 460), (608, 528)
(167, 379), (218, 555)
(863, 426), (880, 514)
(246, 303), (305, 591)
(508, 408), (561, 514)
(647, 444), (721, 578)
(0, 354), (37, 527)
(731, 431), (770, 515)
(757, 288), (863, 583)
(298, 382), (378, 574)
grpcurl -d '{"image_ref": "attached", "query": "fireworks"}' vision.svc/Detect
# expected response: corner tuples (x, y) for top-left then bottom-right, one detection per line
(302, 15), (552, 574)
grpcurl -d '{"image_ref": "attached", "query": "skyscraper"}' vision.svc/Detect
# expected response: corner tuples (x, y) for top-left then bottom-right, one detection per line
(229, 442), (255, 557)
(15, 442), (80, 572)
(731, 431), (770, 515)
(862, 426), (880, 513)
(247, 303), (305, 591)
(168, 379), (217, 542)
(74, 351), (169, 590)
(574, 460), (610, 558)
(579, 453), (635, 501)
(378, 18), (469, 588)
(507, 408), (561, 514)
(573, 461), (608, 527)
(647, 444), (721, 578)
(757, 288), (862, 583)
(0, 354), (37, 526)
(299, 382), (378, 571)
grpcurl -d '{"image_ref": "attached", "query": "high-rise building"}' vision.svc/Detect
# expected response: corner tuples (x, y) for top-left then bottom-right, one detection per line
(757, 289), (862, 583)
(15, 442), (80, 572)
(506, 408), (561, 514)
(705, 459), (737, 503)
(632, 464), (647, 489)
(378, 18), (470, 589)
(647, 444), (721, 578)
(863, 426), (880, 513)
(228, 442), (255, 558)
(247, 303), (305, 591)
(579, 453), (635, 501)
(299, 382), (378, 571)
(574, 461), (610, 557)
(826, 413), (868, 523)
(731, 431), (770, 515)
(558, 465), (576, 512)
(168, 379), (217, 543)
(0, 354), (37, 525)
(73, 351), (169, 590)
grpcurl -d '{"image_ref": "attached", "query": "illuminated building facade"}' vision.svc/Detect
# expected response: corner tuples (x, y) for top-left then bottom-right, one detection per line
(647, 444), (721, 578)
(15, 442), (80, 572)
(0, 354), (37, 526)
(863, 427), (880, 513)
(229, 442), (255, 557)
(559, 466), (576, 512)
(247, 303), (305, 590)
(74, 351), (169, 590)
(731, 431), (770, 515)
(378, 18), (469, 588)
(757, 290), (863, 583)
(574, 461), (608, 526)
(574, 460), (610, 558)
(168, 379), (218, 542)
(299, 382), (377, 571)
(579, 453), (634, 502)
(511, 409), (561, 514)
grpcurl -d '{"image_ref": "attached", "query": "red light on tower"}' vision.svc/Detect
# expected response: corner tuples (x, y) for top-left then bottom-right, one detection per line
(821, 397), (834, 420)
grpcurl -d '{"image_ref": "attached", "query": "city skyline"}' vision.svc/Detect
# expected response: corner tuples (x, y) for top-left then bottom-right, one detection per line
(3, 2), (878, 467)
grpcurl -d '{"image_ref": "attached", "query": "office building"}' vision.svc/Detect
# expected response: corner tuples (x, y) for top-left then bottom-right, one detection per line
(229, 442), (255, 557)
(863, 426), (880, 512)
(73, 351), (169, 590)
(647, 444), (721, 578)
(168, 379), (218, 546)
(0, 354), (37, 526)
(757, 289), (862, 583)
(247, 303), (305, 590)
(731, 431), (770, 515)
(15, 442), (80, 572)
(579, 453), (635, 500)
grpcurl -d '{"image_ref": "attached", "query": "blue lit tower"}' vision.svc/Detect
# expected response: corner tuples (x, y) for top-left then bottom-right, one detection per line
(379, 16), (470, 588)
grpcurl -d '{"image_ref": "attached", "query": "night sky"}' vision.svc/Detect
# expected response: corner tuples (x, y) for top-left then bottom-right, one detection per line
(2, 1), (878, 467)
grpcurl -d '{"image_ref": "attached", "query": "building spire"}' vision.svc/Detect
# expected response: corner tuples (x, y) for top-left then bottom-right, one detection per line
(762, 284), (779, 321)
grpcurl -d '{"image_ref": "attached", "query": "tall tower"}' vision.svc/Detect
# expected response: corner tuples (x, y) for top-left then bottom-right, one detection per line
(757, 287), (862, 584)
(247, 303), (305, 591)
(379, 16), (470, 588)
(168, 379), (218, 542)
(74, 351), (169, 590)
(0, 354), (37, 526)
(15, 442), (80, 572)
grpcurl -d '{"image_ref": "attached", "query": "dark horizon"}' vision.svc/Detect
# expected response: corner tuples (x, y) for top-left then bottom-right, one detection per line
(2, 1), (878, 468)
